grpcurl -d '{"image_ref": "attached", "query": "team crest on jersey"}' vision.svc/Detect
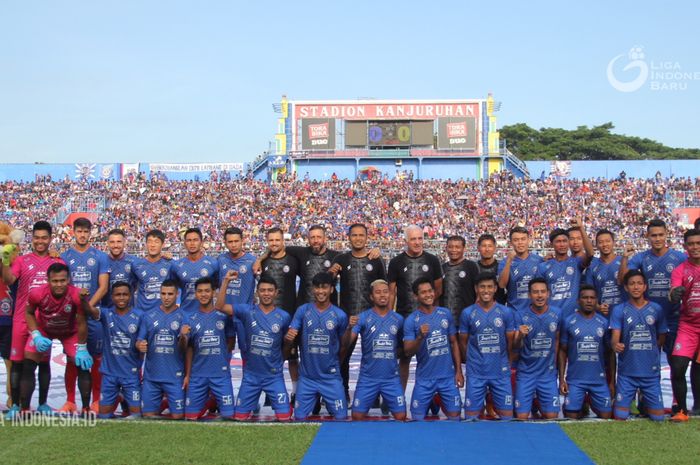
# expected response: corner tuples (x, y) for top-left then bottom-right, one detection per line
(675, 342), (682, 351)
(160, 268), (168, 277)
(0, 300), (10, 316)
(271, 323), (280, 333)
(596, 327), (604, 337)
(566, 266), (574, 275)
(128, 324), (137, 334)
(239, 265), (247, 274)
(549, 322), (557, 332)
(441, 319), (448, 329)
(64, 304), (72, 313)
(283, 265), (290, 273)
(324, 260), (331, 268)
(422, 265), (429, 272)
(87, 257), (96, 267)
(459, 271), (466, 278)
(326, 320), (335, 330)
(125, 263), (131, 273)
(216, 320), (225, 330)
(170, 321), (180, 331)
(365, 264), (373, 271)
(465, 398), (471, 407)
(645, 315), (656, 325)
(200, 269), (208, 277)
(390, 325), (398, 335)
(412, 399), (419, 408)
(666, 263), (674, 273)
(493, 317), (503, 328)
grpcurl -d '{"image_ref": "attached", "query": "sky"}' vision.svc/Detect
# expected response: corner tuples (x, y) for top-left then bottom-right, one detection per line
(1, 0), (698, 163)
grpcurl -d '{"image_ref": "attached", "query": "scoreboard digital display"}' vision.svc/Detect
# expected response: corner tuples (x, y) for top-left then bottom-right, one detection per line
(346, 121), (433, 147)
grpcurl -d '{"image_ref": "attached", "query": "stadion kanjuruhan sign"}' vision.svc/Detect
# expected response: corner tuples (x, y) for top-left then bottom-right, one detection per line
(294, 102), (480, 120)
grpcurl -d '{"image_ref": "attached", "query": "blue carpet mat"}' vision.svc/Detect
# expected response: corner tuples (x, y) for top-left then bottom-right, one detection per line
(301, 421), (593, 465)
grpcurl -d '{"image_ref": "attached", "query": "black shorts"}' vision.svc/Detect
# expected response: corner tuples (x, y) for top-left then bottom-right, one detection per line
(0, 325), (12, 360)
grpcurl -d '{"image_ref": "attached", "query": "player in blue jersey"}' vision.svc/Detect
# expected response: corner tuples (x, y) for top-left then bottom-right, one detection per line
(610, 270), (668, 422)
(459, 273), (516, 421)
(215, 273), (292, 421)
(60, 217), (110, 414)
(404, 277), (463, 421)
(183, 277), (235, 420)
(103, 228), (137, 309)
(585, 229), (626, 317)
(558, 285), (614, 419)
(513, 278), (561, 420)
(83, 281), (143, 418)
(620, 219), (685, 357)
(136, 280), (188, 419)
(344, 279), (406, 421)
(172, 228), (218, 313)
(536, 221), (593, 318)
(498, 226), (544, 313)
(131, 229), (175, 312)
(284, 272), (349, 421)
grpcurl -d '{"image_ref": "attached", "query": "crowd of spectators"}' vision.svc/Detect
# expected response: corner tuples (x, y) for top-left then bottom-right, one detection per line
(1, 171), (697, 258)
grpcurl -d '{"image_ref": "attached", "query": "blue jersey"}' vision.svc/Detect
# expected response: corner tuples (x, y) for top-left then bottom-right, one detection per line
(137, 307), (187, 383)
(61, 247), (109, 297)
(585, 256), (626, 307)
(102, 253), (138, 308)
(131, 257), (175, 312)
(353, 308), (404, 379)
(537, 256), (585, 317)
(627, 249), (686, 323)
(172, 255), (219, 313)
(98, 307), (143, 378)
(560, 312), (609, 382)
(188, 309), (233, 378)
(609, 301), (668, 377)
(515, 306), (560, 377)
(403, 306), (457, 380)
(290, 303), (348, 381)
(217, 252), (256, 306)
(498, 253), (544, 312)
(459, 303), (515, 380)
(235, 304), (290, 376)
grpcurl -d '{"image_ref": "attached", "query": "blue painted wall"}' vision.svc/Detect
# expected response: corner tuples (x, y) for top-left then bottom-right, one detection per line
(526, 160), (700, 179)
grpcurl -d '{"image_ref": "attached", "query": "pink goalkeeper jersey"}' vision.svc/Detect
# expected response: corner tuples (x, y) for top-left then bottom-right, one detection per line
(10, 253), (64, 325)
(28, 284), (83, 337)
(671, 260), (700, 329)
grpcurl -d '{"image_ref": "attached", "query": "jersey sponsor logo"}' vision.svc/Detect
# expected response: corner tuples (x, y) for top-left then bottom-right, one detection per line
(494, 317), (503, 328)
(216, 320), (225, 330)
(128, 324), (138, 334)
(170, 321), (180, 331)
(366, 264), (373, 271)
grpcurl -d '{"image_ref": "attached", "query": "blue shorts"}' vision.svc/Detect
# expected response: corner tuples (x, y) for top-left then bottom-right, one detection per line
(514, 374), (560, 415)
(614, 375), (663, 415)
(410, 377), (462, 421)
(564, 380), (611, 413)
(235, 372), (290, 415)
(295, 376), (347, 420)
(352, 376), (406, 415)
(142, 379), (185, 415)
(185, 376), (235, 418)
(464, 376), (513, 419)
(87, 318), (103, 356)
(100, 374), (141, 408)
